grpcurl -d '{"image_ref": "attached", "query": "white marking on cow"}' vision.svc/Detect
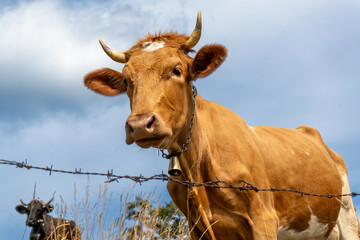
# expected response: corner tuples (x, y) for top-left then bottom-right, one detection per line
(277, 211), (328, 239)
(290, 150), (295, 156)
(333, 174), (360, 239)
(249, 126), (258, 136)
(277, 174), (360, 239)
(327, 223), (340, 239)
(305, 151), (310, 157)
(142, 41), (165, 52)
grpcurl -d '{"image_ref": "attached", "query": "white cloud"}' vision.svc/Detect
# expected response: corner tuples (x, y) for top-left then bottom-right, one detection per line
(0, 1), (105, 87)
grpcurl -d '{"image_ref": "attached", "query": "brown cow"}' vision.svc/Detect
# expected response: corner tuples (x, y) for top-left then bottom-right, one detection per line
(84, 11), (360, 239)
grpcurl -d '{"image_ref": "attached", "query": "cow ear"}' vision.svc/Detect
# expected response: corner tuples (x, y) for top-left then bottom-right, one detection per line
(190, 44), (227, 80)
(16, 205), (27, 214)
(84, 68), (127, 96)
(44, 204), (53, 213)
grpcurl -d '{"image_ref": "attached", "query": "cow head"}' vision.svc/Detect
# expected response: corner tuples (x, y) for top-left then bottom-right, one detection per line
(84, 12), (227, 150)
(16, 198), (54, 227)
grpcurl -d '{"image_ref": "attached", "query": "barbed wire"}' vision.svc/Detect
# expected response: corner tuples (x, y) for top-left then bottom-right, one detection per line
(1, 158), (359, 198)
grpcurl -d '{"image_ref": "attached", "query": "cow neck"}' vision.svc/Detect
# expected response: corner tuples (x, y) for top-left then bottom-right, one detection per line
(160, 83), (197, 175)
(172, 99), (218, 240)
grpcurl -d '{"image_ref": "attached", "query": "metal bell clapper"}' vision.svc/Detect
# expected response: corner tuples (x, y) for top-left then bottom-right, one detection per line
(168, 155), (182, 176)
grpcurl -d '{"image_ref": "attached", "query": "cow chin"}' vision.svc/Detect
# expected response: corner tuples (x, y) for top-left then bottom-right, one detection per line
(135, 136), (167, 148)
(126, 134), (170, 149)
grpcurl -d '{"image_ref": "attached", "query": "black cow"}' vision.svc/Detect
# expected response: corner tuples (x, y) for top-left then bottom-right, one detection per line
(16, 198), (81, 240)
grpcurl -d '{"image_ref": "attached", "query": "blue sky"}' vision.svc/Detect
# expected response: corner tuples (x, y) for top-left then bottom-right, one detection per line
(1, 0), (360, 238)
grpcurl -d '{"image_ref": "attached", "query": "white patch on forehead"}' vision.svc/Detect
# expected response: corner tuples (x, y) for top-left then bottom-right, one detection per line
(277, 210), (328, 239)
(142, 41), (165, 52)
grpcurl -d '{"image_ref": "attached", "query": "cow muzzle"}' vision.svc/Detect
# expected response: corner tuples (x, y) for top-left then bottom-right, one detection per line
(27, 219), (36, 226)
(125, 113), (167, 147)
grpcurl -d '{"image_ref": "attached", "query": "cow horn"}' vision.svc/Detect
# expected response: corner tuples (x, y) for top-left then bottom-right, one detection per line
(99, 39), (127, 63)
(33, 182), (36, 200)
(45, 197), (54, 206)
(20, 199), (29, 206)
(185, 11), (202, 49)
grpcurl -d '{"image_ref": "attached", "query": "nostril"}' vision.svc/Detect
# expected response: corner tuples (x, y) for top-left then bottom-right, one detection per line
(126, 122), (134, 133)
(146, 116), (155, 129)
(27, 220), (35, 226)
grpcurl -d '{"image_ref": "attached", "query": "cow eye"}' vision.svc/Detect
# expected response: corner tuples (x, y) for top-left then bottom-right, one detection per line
(172, 68), (182, 77)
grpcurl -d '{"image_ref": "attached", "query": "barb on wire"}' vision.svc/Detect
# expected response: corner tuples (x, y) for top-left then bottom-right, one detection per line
(1, 158), (359, 199)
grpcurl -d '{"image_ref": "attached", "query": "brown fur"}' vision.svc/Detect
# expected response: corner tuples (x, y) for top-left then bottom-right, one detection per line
(84, 31), (360, 239)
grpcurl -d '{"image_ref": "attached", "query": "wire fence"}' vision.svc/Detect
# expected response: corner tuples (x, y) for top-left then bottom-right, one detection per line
(1, 158), (359, 199)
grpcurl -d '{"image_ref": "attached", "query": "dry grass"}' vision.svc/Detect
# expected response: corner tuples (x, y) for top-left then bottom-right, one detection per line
(52, 181), (190, 240)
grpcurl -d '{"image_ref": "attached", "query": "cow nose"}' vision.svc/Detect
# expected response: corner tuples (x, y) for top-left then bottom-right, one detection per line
(126, 113), (156, 141)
